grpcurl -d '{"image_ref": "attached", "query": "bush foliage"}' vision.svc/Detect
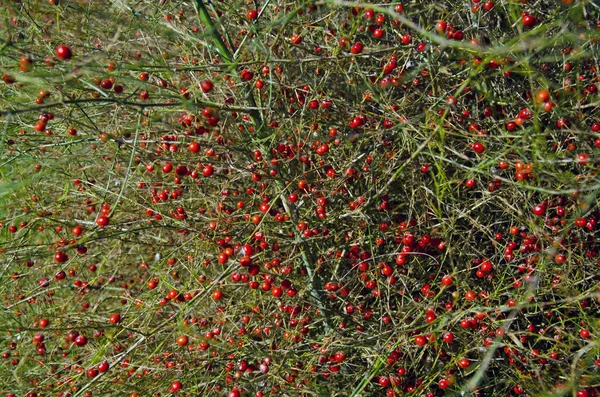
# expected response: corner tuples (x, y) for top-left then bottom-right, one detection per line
(0, 0), (599, 396)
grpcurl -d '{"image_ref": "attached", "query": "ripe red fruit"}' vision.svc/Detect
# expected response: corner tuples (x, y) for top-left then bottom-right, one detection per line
(54, 251), (68, 263)
(576, 153), (590, 165)
(203, 164), (214, 177)
(435, 21), (447, 34)
(98, 361), (109, 372)
(247, 9), (258, 20)
(441, 275), (453, 286)
(414, 335), (427, 346)
(96, 215), (110, 227)
(483, 1), (494, 10)
(458, 358), (471, 368)
(55, 45), (72, 60)
(74, 335), (88, 346)
(177, 335), (189, 346)
(290, 34), (302, 45)
(87, 368), (98, 378)
(200, 80), (214, 93)
(241, 70), (254, 81)
(170, 381), (183, 392)
(100, 79), (113, 90)
(175, 165), (188, 176)
(20, 56), (33, 72)
(522, 14), (536, 27)
(443, 332), (454, 343)
(334, 351), (347, 362)
(379, 376), (390, 387)
(218, 253), (229, 264)
(532, 204), (546, 216)
(212, 289), (223, 301)
(471, 142), (485, 153)
(535, 89), (550, 104)
(109, 313), (121, 324)
(351, 41), (364, 54)
(2, 73), (15, 84)
(272, 287), (283, 298)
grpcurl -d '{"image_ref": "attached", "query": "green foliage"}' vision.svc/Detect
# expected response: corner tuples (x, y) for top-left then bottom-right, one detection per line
(0, 0), (599, 396)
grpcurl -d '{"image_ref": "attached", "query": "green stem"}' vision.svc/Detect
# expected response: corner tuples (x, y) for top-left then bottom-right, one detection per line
(194, 0), (233, 62)
(193, 0), (265, 135)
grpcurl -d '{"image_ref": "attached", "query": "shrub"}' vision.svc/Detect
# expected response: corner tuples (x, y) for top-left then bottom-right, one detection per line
(0, 1), (599, 396)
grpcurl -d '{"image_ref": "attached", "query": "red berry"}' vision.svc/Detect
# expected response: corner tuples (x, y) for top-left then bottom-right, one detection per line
(247, 9), (258, 20)
(54, 251), (68, 263)
(20, 56), (33, 72)
(203, 164), (214, 177)
(212, 289), (223, 301)
(87, 368), (98, 378)
(271, 287), (283, 298)
(290, 34), (302, 45)
(379, 376), (390, 387)
(458, 358), (471, 368)
(96, 215), (110, 227)
(414, 335), (427, 346)
(109, 313), (121, 324)
(170, 381), (183, 392)
(98, 361), (109, 373)
(522, 14), (536, 27)
(200, 80), (214, 93)
(532, 204), (546, 216)
(471, 142), (485, 153)
(483, 1), (494, 10)
(74, 335), (88, 346)
(350, 41), (364, 54)
(576, 153), (590, 165)
(55, 45), (72, 60)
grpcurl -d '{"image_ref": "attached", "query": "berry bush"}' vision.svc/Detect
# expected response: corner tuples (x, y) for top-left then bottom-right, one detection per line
(0, 0), (599, 396)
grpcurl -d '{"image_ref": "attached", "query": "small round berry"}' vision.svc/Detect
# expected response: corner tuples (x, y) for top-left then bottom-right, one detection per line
(170, 381), (183, 392)
(458, 358), (471, 368)
(55, 45), (72, 60)
(522, 14), (536, 27)
(96, 215), (110, 227)
(109, 313), (121, 324)
(200, 80), (214, 93)
(212, 289), (223, 301)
